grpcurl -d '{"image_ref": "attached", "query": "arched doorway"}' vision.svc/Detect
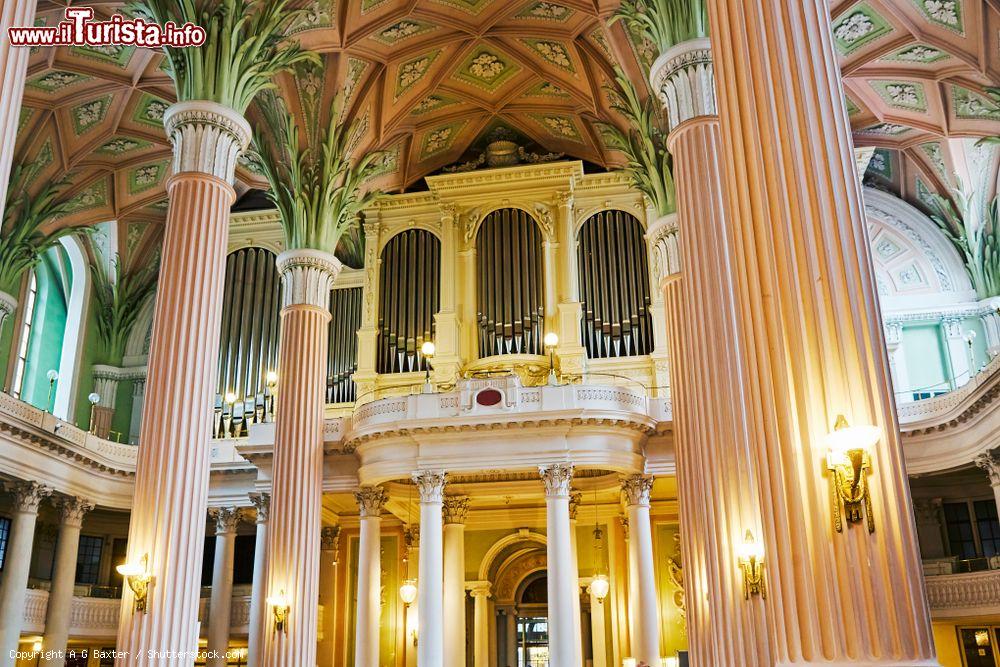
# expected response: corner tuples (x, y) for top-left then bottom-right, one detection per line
(514, 572), (549, 667)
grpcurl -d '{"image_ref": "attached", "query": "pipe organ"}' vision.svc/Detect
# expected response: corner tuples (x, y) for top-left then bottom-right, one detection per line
(577, 210), (653, 358)
(476, 208), (545, 358)
(377, 229), (441, 374)
(327, 287), (362, 403)
(216, 247), (282, 436)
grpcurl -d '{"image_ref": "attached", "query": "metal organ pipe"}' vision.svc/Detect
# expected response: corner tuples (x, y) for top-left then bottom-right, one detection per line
(577, 210), (653, 359)
(376, 230), (441, 374)
(327, 287), (362, 404)
(475, 208), (544, 358)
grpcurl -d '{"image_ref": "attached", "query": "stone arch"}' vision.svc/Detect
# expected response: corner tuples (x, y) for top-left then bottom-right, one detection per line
(477, 529), (546, 581)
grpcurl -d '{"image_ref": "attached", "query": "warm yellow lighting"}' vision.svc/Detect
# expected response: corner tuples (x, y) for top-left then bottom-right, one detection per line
(543, 332), (559, 348)
(421, 341), (436, 357)
(623, 659), (638, 667)
(399, 578), (418, 606)
(663, 658), (679, 667)
(224, 391), (237, 405)
(825, 414), (879, 533)
(117, 553), (152, 612)
(265, 371), (278, 386)
(736, 530), (766, 600)
(590, 574), (610, 602)
(266, 591), (290, 632)
(31, 641), (42, 653)
(975, 630), (990, 647)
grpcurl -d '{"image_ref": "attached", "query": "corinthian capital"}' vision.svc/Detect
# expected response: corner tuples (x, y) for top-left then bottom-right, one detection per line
(413, 470), (447, 503)
(5, 481), (52, 514)
(622, 474), (654, 507)
(443, 495), (470, 524)
(163, 100), (252, 184)
(321, 525), (341, 552)
(539, 463), (574, 498)
(356, 486), (387, 518)
(249, 492), (270, 523)
(276, 249), (342, 309)
(976, 451), (1000, 486)
(649, 37), (717, 131)
(56, 496), (95, 527)
(210, 507), (243, 534)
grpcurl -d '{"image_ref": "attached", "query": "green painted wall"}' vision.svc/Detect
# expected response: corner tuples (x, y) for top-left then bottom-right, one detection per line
(21, 249), (68, 410)
(73, 305), (100, 429)
(901, 324), (949, 394)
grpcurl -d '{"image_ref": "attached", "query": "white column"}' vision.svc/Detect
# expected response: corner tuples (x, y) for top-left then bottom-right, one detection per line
(976, 452), (1000, 518)
(568, 492), (583, 667)
(413, 471), (446, 667)
(587, 583), (607, 667)
(207, 508), (242, 667)
(354, 486), (386, 667)
(468, 582), (491, 667)
(539, 463), (575, 667)
(404, 526), (420, 667)
(622, 475), (660, 666)
(0, 481), (50, 666)
(443, 496), (469, 667)
(40, 497), (93, 666)
(0, 0), (36, 222)
(247, 493), (270, 667)
(129, 374), (146, 444)
(318, 526), (340, 667)
(943, 318), (973, 387)
(884, 323), (912, 403)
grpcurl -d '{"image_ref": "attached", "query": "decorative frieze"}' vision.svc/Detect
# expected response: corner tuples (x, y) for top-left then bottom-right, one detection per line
(649, 38), (717, 130)
(539, 463), (574, 497)
(276, 249), (342, 309)
(5, 480), (52, 513)
(621, 474), (653, 507)
(413, 470), (447, 503)
(163, 100), (252, 184)
(442, 495), (470, 524)
(356, 485), (387, 517)
(210, 506), (243, 534)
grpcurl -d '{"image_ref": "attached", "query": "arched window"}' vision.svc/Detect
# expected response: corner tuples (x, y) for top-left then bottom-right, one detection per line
(11, 271), (38, 399)
(577, 210), (653, 358)
(377, 230), (440, 374)
(476, 208), (544, 358)
(328, 287), (362, 403)
(216, 247), (282, 434)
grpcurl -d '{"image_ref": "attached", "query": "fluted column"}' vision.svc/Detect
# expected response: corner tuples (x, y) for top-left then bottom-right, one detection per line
(0, 0), (35, 222)
(539, 463), (575, 667)
(414, 471), (446, 667)
(91, 365), (124, 438)
(650, 35), (770, 665)
(703, 0), (937, 661)
(247, 493), (270, 667)
(116, 100), (250, 665)
(443, 496), (469, 667)
(621, 475), (660, 665)
(262, 249), (340, 667)
(468, 582), (491, 667)
(318, 525), (341, 667)
(0, 481), (50, 666)
(354, 486), (386, 667)
(207, 508), (242, 667)
(40, 496), (93, 666)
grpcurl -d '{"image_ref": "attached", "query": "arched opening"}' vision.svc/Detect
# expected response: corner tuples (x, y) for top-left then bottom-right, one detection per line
(515, 572), (549, 667)
(476, 208), (544, 358)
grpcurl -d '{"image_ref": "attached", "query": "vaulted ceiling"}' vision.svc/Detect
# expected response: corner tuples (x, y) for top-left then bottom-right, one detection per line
(13, 0), (1000, 258)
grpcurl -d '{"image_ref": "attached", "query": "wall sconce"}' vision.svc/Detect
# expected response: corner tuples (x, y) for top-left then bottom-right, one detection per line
(544, 332), (559, 385)
(399, 578), (418, 606)
(825, 414), (880, 533)
(420, 341), (435, 394)
(590, 574), (610, 603)
(736, 530), (766, 600)
(117, 553), (152, 612)
(266, 591), (289, 632)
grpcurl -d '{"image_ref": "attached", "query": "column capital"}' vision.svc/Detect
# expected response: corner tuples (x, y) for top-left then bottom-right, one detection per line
(539, 463), (574, 497)
(356, 485), (388, 517)
(647, 214), (681, 284)
(55, 496), (94, 528)
(912, 497), (943, 525)
(942, 317), (966, 339)
(467, 580), (492, 598)
(976, 451), (1000, 486)
(568, 491), (582, 520)
(4, 481), (52, 513)
(210, 507), (243, 535)
(650, 37), (717, 131)
(443, 495), (470, 524)
(413, 470), (447, 503)
(163, 100), (251, 183)
(276, 249), (342, 309)
(0, 290), (17, 321)
(321, 525), (341, 552)
(249, 492), (270, 523)
(883, 321), (903, 348)
(622, 474), (654, 507)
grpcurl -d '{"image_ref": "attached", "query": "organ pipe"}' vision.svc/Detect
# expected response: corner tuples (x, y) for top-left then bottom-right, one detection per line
(577, 210), (653, 359)
(328, 287), (362, 404)
(377, 230), (441, 374)
(215, 247), (282, 437)
(476, 208), (544, 358)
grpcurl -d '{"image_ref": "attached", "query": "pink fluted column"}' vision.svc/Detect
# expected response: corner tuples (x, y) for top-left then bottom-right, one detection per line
(0, 0), (35, 221)
(702, 1), (937, 661)
(649, 37), (767, 665)
(262, 249), (340, 667)
(116, 101), (250, 666)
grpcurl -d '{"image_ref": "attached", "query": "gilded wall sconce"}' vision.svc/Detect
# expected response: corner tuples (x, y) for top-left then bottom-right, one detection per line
(266, 591), (290, 632)
(736, 530), (766, 599)
(116, 553), (152, 612)
(825, 414), (880, 533)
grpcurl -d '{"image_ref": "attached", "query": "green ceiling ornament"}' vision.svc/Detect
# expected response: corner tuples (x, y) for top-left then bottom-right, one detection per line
(598, 70), (676, 218)
(926, 185), (1000, 300)
(250, 93), (386, 256)
(611, 0), (708, 56)
(130, 0), (318, 113)
(90, 255), (159, 364)
(0, 161), (83, 294)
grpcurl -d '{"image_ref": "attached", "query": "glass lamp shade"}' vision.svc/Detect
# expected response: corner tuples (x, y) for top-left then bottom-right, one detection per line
(543, 332), (559, 348)
(421, 341), (436, 357)
(88, 392), (101, 405)
(590, 573), (610, 600)
(399, 579), (418, 605)
(736, 530), (764, 563)
(46, 369), (59, 382)
(824, 415), (880, 466)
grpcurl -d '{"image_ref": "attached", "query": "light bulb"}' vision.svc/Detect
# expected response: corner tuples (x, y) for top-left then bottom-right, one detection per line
(590, 574), (610, 601)
(88, 392), (100, 405)
(46, 369), (59, 382)
(32, 641), (42, 652)
(266, 592), (289, 608)
(543, 332), (559, 348)
(736, 530), (764, 563)
(224, 392), (237, 405)
(399, 579), (418, 605)
(265, 370), (278, 385)
(824, 415), (880, 463)
(116, 561), (144, 577)
(421, 341), (435, 357)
